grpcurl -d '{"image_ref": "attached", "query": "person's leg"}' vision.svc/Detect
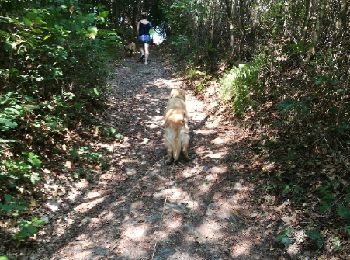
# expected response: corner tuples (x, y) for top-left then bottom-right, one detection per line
(137, 40), (145, 62)
(139, 45), (144, 58)
(144, 42), (149, 64)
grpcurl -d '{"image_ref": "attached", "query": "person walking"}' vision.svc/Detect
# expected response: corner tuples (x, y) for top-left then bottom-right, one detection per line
(137, 12), (152, 65)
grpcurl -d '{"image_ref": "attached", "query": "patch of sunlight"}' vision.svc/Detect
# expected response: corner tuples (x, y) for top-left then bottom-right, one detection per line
(261, 161), (276, 172)
(188, 201), (200, 210)
(64, 160), (72, 169)
(140, 138), (149, 144)
(73, 251), (91, 259)
(204, 150), (228, 159)
(193, 129), (216, 135)
(152, 79), (169, 90)
(67, 190), (79, 202)
(74, 196), (106, 213)
(120, 158), (139, 166)
(116, 136), (131, 148)
(98, 210), (114, 222)
(197, 219), (223, 241)
(124, 224), (149, 240)
(130, 201), (144, 213)
(154, 187), (184, 200)
(125, 168), (137, 176)
(199, 182), (212, 193)
(169, 252), (202, 259)
(287, 243), (301, 256)
(211, 136), (228, 145)
(86, 191), (101, 199)
(170, 189), (184, 200)
(149, 115), (163, 121)
(230, 240), (253, 257)
(164, 214), (183, 230)
(187, 99), (206, 110)
(208, 165), (228, 174)
(206, 201), (232, 220)
(74, 179), (89, 189)
(162, 79), (183, 89)
(154, 230), (168, 239)
(205, 173), (219, 182)
(117, 239), (148, 259)
(145, 122), (160, 129)
(96, 142), (123, 152)
(181, 165), (202, 178)
(153, 187), (199, 210)
(205, 116), (224, 129)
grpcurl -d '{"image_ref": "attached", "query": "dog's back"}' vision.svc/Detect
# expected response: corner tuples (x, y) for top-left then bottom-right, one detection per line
(164, 89), (189, 164)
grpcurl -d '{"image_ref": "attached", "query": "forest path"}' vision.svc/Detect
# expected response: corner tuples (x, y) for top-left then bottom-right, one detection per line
(33, 49), (279, 259)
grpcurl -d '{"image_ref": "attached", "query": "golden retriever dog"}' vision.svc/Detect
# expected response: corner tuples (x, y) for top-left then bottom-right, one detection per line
(124, 42), (136, 56)
(164, 89), (189, 164)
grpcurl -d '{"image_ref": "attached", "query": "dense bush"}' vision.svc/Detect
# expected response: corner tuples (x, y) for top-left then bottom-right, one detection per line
(0, 0), (122, 242)
(219, 54), (265, 114)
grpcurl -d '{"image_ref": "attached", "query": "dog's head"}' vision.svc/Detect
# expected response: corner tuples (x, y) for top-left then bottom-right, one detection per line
(170, 89), (186, 101)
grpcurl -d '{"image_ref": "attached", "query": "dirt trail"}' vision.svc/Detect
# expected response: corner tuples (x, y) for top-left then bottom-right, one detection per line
(33, 50), (280, 259)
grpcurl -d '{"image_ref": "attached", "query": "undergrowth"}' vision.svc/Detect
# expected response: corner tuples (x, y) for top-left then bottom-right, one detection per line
(0, 0), (124, 248)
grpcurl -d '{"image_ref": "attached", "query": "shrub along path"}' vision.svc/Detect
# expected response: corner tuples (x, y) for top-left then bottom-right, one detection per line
(31, 50), (314, 259)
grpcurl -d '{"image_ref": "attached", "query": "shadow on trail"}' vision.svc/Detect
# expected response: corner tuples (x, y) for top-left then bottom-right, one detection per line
(34, 52), (283, 259)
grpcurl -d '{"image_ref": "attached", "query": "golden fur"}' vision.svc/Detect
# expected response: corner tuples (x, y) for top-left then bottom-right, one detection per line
(164, 89), (189, 164)
(125, 42), (136, 56)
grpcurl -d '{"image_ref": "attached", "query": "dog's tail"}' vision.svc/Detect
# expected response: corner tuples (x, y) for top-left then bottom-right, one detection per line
(170, 113), (186, 161)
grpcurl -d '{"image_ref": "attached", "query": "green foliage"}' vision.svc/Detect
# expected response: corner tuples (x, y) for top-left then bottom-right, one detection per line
(343, 225), (350, 236)
(317, 185), (335, 213)
(277, 96), (313, 115)
(0, 194), (25, 217)
(102, 127), (124, 140)
(0, 0), (120, 245)
(69, 146), (102, 163)
(329, 235), (342, 252)
(1, 152), (42, 189)
(13, 217), (45, 241)
(281, 184), (303, 201)
(317, 184), (350, 220)
(219, 54), (265, 114)
(184, 67), (207, 93)
(274, 228), (294, 247)
(336, 205), (350, 219)
(306, 228), (324, 249)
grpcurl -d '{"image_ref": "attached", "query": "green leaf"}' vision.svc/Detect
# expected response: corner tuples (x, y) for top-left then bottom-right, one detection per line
(0, 256), (9, 260)
(275, 229), (293, 246)
(31, 217), (46, 226)
(23, 17), (33, 26)
(27, 152), (42, 167)
(336, 205), (350, 219)
(99, 11), (109, 18)
(344, 225), (350, 235)
(86, 26), (98, 39)
(14, 222), (37, 241)
(29, 172), (40, 184)
(14, 217), (45, 241)
(306, 229), (324, 249)
(0, 194), (26, 215)
(330, 235), (342, 252)
(319, 201), (332, 213)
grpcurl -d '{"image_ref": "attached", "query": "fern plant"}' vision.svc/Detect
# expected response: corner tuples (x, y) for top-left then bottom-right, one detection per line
(219, 54), (265, 114)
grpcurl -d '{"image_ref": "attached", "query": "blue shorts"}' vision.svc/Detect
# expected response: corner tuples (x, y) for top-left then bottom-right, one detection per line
(138, 35), (151, 43)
